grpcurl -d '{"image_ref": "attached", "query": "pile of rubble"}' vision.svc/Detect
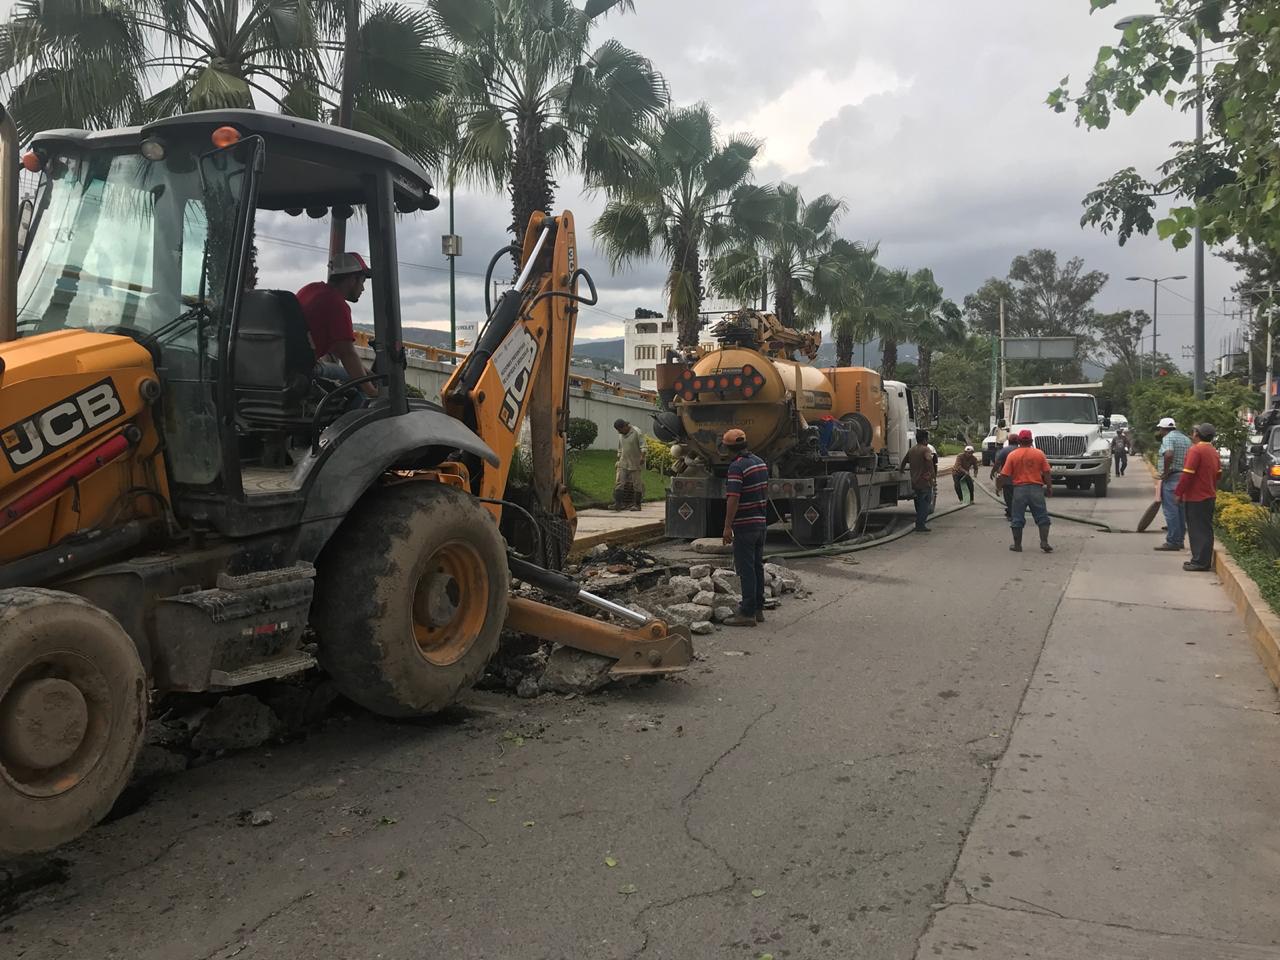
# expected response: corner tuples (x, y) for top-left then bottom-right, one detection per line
(655, 561), (802, 634)
(486, 547), (805, 696)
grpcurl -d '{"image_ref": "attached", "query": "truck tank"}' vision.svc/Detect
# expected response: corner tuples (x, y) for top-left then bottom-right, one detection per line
(664, 346), (888, 466)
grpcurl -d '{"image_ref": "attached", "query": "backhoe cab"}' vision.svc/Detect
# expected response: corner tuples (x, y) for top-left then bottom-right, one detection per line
(0, 107), (690, 857)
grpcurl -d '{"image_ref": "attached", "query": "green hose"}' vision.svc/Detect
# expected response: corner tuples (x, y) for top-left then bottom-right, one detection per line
(974, 477), (1114, 532)
(767, 498), (972, 559)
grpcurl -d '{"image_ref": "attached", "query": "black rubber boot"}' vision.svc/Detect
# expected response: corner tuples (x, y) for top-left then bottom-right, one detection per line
(1010, 527), (1023, 552)
(1039, 525), (1053, 553)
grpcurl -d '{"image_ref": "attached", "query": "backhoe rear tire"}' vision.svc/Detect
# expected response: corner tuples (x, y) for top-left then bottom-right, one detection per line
(313, 483), (509, 718)
(0, 588), (147, 857)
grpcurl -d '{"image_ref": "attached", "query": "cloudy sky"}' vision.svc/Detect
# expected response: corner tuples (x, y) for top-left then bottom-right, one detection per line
(376, 0), (1237, 360)
(9, 0), (1244, 361)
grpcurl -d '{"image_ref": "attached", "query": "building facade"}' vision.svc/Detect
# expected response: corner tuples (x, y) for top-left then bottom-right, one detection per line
(623, 310), (715, 382)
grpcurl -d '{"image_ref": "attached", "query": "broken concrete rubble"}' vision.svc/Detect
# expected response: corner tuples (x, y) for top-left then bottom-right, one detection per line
(539, 646), (615, 695)
(190, 694), (281, 754)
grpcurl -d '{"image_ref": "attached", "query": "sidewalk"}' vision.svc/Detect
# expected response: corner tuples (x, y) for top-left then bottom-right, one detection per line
(919, 470), (1280, 957)
(572, 500), (665, 550)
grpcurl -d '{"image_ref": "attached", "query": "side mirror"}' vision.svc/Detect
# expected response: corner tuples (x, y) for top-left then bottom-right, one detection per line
(16, 196), (33, 253)
(1103, 416), (1112, 429)
(1250, 444), (1264, 457)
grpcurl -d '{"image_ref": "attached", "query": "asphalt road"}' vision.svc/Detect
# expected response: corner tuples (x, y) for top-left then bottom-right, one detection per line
(0, 467), (1239, 959)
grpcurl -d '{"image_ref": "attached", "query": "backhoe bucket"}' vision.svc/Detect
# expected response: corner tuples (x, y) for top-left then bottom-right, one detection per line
(504, 597), (693, 677)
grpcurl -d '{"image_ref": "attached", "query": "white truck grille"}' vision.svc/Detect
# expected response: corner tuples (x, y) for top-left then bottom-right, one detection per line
(1034, 436), (1086, 458)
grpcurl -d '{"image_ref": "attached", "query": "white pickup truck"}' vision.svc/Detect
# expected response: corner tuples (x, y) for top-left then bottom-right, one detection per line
(984, 385), (1114, 497)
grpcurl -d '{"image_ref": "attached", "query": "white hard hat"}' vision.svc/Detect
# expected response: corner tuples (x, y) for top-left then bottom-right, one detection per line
(964, 445), (974, 452)
(1156, 416), (1177, 429)
(329, 251), (372, 278)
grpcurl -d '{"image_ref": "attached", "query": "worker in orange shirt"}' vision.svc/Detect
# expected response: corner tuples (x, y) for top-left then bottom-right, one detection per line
(1000, 429), (1054, 553)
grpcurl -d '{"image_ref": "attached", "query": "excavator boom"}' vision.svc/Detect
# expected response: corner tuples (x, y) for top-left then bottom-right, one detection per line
(442, 211), (691, 676)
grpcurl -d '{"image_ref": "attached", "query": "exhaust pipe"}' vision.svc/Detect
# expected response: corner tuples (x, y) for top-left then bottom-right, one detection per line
(0, 103), (17, 342)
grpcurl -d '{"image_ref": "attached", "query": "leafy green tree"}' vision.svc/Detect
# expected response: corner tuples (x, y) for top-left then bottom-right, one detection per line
(964, 248), (1108, 382)
(932, 333), (997, 439)
(710, 182), (847, 330)
(592, 103), (771, 348)
(432, 0), (666, 245)
(0, 0), (451, 161)
(1049, 1), (1280, 260)
(1093, 308), (1149, 374)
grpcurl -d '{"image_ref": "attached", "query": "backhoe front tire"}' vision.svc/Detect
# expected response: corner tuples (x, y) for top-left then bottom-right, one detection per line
(313, 483), (509, 718)
(0, 588), (147, 857)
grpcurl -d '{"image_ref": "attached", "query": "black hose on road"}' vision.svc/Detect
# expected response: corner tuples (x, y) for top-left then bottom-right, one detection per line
(973, 477), (1114, 532)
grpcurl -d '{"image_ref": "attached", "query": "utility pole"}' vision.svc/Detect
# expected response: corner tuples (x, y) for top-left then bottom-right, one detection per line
(989, 325), (998, 429)
(998, 297), (1007, 398)
(1267, 284), (1275, 410)
(441, 155), (461, 360)
(329, 0), (360, 262)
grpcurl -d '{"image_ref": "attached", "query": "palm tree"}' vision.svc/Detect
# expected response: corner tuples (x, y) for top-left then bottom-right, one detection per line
(876, 267), (914, 380)
(711, 182), (847, 329)
(829, 239), (881, 366)
(432, 0), (667, 247)
(905, 269), (963, 420)
(0, 1), (451, 163)
(591, 104), (771, 348)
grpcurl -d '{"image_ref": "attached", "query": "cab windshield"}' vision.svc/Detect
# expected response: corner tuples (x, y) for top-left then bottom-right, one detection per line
(16, 143), (244, 340)
(1013, 395), (1098, 425)
(17, 139), (254, 487)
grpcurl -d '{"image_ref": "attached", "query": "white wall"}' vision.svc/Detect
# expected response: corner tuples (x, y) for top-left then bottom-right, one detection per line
(361, 346), (657, 450)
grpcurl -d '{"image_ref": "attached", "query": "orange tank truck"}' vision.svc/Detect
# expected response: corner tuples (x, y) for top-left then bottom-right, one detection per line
(653, 310), (930, 546)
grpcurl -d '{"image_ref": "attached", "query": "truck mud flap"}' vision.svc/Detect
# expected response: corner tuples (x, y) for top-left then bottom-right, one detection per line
(789, 488), (835, 546)
(665, 494), (721, 539)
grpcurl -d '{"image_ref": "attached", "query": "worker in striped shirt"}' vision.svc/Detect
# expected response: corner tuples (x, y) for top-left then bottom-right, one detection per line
(721, 428), (769, 627)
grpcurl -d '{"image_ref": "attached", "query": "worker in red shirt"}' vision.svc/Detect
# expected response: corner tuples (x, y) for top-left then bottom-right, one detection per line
(1174, 422), (1222, 572)
(1000, 429), (1054, 553)
(296, 252), (378, 400)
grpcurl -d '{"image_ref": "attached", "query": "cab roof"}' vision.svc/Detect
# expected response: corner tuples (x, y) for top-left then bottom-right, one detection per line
(30, 109), (439, 214)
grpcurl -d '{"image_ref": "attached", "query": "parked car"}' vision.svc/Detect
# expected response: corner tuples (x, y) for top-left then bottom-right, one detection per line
(1247, 428), (1280, 507)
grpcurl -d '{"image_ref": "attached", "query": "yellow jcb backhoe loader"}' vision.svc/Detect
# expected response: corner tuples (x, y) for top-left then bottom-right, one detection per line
(0, 106), (690, 856)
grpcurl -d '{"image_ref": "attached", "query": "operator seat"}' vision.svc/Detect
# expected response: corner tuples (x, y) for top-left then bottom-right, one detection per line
(233, 289), (316, 425)
(233, 289), (330, 467)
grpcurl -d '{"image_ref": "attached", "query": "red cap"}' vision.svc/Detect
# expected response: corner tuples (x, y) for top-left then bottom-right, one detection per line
(1018, 429), (1033, 441)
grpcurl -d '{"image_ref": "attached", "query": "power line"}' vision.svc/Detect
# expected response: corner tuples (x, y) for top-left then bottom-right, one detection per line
(257, 232), (490, 279)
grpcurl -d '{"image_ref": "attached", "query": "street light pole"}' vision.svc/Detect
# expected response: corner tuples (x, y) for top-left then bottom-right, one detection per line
(329, 0), (360, 262)
(1193, 31), (1206, 398)
(1126, 275), (1186, 378)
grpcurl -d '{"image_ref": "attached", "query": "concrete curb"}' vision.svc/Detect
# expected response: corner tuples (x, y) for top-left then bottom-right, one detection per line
(569, 521), (665, 559)
(1212, 544), (1280, 690)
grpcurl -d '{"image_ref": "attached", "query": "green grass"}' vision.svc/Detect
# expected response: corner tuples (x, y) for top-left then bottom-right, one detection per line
(936, 442), (966, 456)
(1218, 528), (1280, 618)
(569, 449), (667, 507)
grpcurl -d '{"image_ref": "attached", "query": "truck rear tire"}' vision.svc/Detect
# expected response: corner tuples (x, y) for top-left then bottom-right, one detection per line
(0, 588), (147, 857)
(1094, 477), (1109, 498)
(313, 483), (509, 718)
(831, 472), (861, 539)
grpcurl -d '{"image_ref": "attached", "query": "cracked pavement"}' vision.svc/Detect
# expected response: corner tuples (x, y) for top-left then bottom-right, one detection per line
(5, 469), (1279, 959)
